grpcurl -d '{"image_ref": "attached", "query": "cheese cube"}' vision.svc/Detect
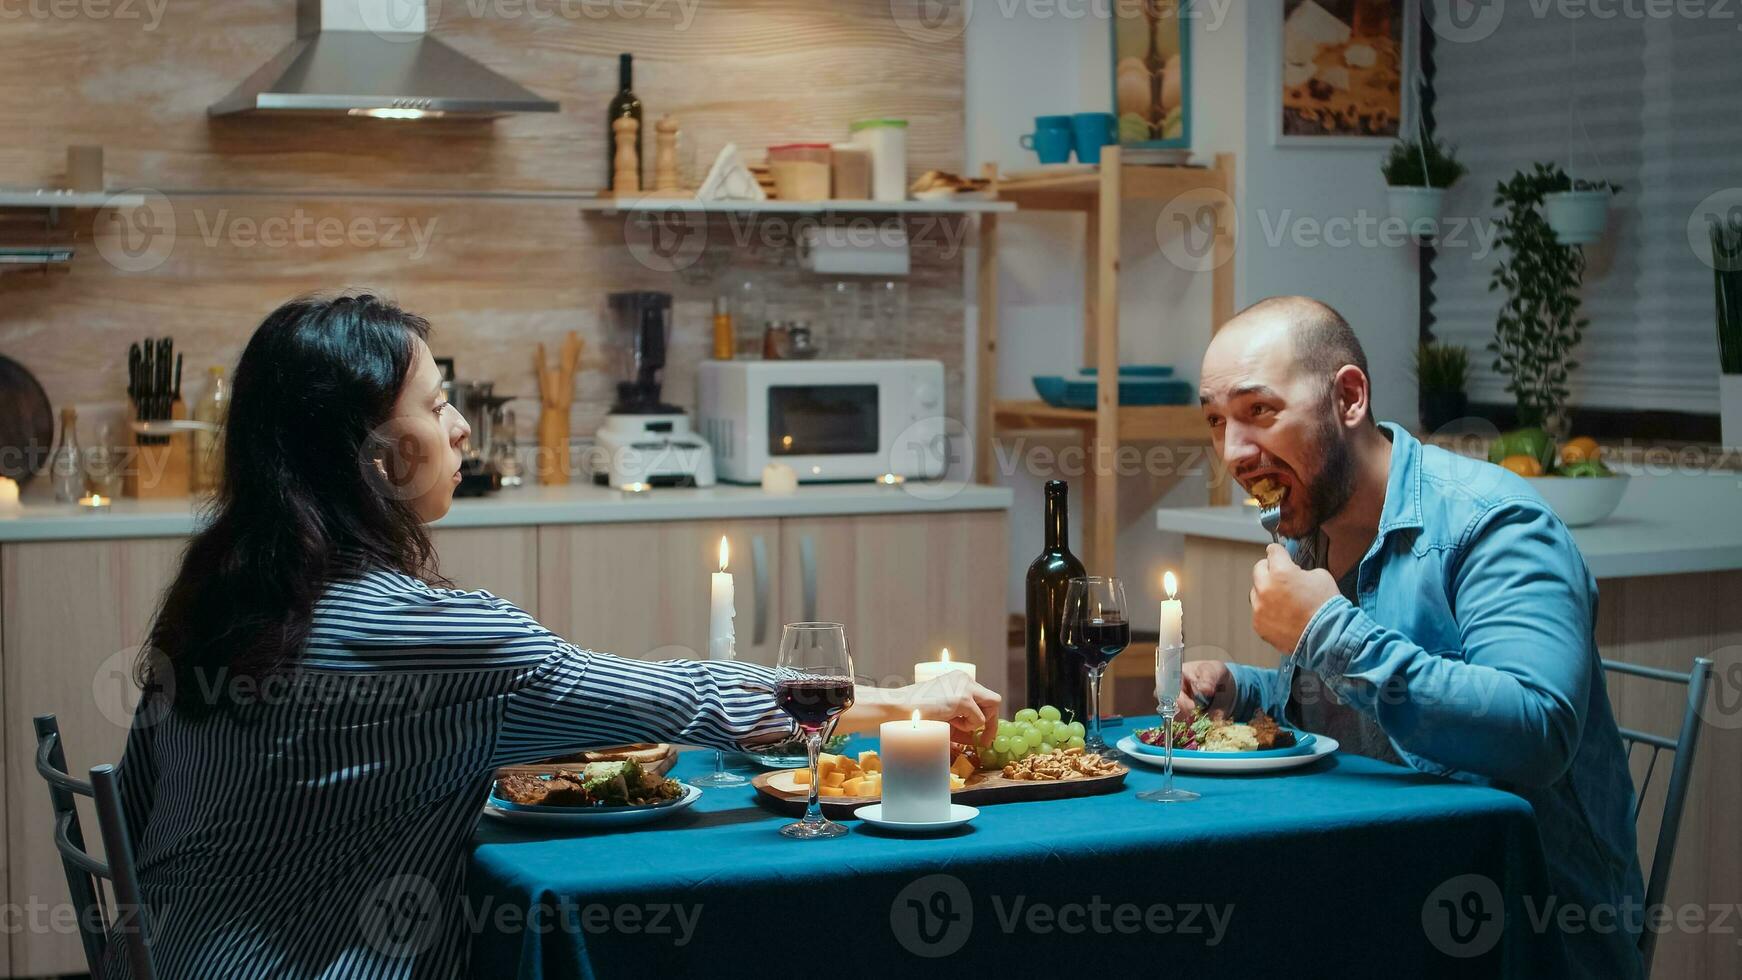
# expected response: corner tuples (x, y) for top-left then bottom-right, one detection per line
(842, 776), (869, 797)
(819, 786), (845, 798)
(950, 754), (976, 779)
(822, 772), (846, 789)
(792, 768), (811, 785)
(949, 775), (966, 790)
(857, 751), (882, 772)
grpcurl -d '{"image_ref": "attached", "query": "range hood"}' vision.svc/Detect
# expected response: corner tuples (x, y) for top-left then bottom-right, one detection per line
(209, 0), (559, 118)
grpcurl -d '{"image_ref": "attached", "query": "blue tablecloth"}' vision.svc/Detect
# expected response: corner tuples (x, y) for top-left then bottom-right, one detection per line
(466, 717), (1566, 978)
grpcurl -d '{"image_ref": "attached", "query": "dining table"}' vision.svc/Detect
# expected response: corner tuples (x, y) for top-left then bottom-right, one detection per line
(466, 716), (1569, 978)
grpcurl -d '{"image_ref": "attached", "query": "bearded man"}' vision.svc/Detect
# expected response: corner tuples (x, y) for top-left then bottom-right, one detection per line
(1182, 296), (1644, 978)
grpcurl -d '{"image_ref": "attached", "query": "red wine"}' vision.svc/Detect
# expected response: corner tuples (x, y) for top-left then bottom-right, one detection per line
(1065, 618), (1130, 669)
(1025, 480), (1087, 721)
(776, 677), (855, 731)
(606, 53), (643, 190)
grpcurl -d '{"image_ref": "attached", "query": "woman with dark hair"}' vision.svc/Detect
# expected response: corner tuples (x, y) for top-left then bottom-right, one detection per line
(113, 293), (999, 979)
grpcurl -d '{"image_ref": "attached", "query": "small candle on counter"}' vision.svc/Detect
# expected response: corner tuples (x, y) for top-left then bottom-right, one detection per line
(708, 536), (736, 661)
(0, 476), (19, 511)
(77, 493), (112, 513)
(619, 481), (651, 495)
(879, 710), (951, 823)
(760, 463), (798, 495)
(913, 647), (977, 685)
(876, 472), (906, 487)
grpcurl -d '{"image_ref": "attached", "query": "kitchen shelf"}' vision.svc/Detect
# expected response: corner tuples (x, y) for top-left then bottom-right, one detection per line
(0, 189), (146, 208)
(577, 196), (1015, 215)
(0, 246), (73, 265)
(991, 400), (1209, 443)
(993, 164), (1224, 208)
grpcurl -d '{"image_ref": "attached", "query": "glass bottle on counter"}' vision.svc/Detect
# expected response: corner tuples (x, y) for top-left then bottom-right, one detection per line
(606, 53), (643, 190)
(1025, 480), (1087, 719)
(193, 366), (228, 495)
(49, 407), (83, 503)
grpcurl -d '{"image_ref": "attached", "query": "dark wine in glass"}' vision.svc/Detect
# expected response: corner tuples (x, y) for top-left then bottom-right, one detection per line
(1068, 618), (1132, 670)
(1061, 577), (1130, 759)
(776, 677), (856, 731)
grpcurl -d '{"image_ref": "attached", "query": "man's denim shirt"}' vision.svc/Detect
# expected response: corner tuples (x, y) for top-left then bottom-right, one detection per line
(1229, 423), (1645, 977)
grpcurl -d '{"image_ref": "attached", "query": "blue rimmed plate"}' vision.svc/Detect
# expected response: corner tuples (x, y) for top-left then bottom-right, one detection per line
(1117, 734), (1338, 774)
(483, 781), (701, 828)
(1127, 730), (1316, 760)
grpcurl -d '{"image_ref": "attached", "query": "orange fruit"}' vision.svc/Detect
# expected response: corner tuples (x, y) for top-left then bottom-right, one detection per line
(1499, 454), (1544, 477)
(1560, 436), (1601, 465)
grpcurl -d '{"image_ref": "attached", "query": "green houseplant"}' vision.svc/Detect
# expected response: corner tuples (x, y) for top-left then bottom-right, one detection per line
(1414, 343), (1470, 432)
(1489, 163), (1591, 433)
(1542, 172), (1621, 245)
(1382, 136), (1467, 238)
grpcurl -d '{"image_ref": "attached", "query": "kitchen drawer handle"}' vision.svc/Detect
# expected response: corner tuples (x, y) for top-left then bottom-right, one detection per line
(752, 534), (769, 647)
(800, 533), (818, 623)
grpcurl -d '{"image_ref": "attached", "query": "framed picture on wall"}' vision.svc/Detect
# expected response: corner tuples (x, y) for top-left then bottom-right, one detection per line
(1275, 0), (1415, 146)
(1111, 0), (1192, 150)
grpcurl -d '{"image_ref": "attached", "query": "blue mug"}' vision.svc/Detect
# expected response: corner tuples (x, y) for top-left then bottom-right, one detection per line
(1071, 112), (1117, 165)
(1020, 115), (1075, 164)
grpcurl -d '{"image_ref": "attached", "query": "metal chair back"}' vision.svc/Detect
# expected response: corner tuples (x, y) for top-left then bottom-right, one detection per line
(31, 714), (158, 980)
(1600, 657), (1715, 974)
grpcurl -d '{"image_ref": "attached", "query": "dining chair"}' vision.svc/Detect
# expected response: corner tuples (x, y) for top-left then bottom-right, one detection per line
(1600, 656), (1715, 975)
(32, 714), (159, 980)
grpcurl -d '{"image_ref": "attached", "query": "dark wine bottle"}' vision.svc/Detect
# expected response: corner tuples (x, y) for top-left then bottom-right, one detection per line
(1025, 480), (1087, 721)
(606, 52), (643, 190)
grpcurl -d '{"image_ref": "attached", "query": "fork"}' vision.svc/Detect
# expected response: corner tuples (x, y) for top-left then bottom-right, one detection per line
(1258, 501), (1282, 543)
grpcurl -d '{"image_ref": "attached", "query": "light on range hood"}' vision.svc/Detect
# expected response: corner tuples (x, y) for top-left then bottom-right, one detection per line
(210, 0), (558, 119)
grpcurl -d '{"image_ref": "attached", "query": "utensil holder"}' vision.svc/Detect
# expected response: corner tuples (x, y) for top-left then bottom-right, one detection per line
(124, 401), (192, 499)
(537, 405), (570, 485)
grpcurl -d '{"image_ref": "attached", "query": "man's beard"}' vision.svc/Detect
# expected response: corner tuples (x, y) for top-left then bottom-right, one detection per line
(1294, 400), (1357, 535)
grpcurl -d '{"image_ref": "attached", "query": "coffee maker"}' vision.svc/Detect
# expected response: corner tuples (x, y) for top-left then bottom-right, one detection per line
(455, 380), (515, 497)
(591, 291), (716, 488)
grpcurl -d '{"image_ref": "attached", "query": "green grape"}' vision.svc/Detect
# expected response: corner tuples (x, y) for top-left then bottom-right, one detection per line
(1038, 741), (1055, 755)
(1008, 733), (1029, 754)
(992, 735), (1012, 754)
(1038, 705), (1062, 722)
(1035, 719), (1056, 739)
(1067, 721), (1086, 739)
(1014, 707), (1039, 724)
(1066, 736), (1086, 749)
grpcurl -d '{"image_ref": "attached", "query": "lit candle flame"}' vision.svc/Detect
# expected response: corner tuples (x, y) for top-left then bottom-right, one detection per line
(717, 536), (729, 572)
(911, 708), (921, 726)
(1163, 570), (1178, 599)
(940, 647), (951, 664)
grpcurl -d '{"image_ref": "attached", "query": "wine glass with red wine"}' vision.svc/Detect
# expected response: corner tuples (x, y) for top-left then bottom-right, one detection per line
(1060, 577), (1130, 760)
(774, 622), (856, 840)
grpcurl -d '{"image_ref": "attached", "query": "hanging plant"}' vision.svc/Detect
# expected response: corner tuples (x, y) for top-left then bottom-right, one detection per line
(1381, 135), (1466, 240)
(1542, 172), (1621, 245)
(1489, 163), (1590, 431)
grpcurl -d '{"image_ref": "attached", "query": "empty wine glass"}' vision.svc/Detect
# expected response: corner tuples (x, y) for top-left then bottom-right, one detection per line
(775, 623), (855, 840)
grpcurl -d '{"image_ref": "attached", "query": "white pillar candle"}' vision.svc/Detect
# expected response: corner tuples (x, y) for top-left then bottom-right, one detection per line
(0, 477), (18, 511)
(1157, 570), (1183, 703)
(879, 710), (952, 823)
(913, 647), (977, 685)
(709, 536), (736, 661)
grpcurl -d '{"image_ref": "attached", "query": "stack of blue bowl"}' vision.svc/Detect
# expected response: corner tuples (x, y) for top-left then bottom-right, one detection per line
(1032, 365), (1193, 409)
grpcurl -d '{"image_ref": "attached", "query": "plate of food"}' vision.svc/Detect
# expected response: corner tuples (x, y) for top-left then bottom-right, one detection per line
(753, 743), (1126, 817)
(484, 760), (699, 828)
(1119, 712), (1338, 773)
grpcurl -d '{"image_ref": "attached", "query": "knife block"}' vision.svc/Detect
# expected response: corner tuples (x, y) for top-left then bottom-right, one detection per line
(124, 400), (192, 499)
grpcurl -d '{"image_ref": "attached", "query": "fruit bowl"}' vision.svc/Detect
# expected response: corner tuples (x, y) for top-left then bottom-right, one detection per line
(1522, 474), (1631, 527)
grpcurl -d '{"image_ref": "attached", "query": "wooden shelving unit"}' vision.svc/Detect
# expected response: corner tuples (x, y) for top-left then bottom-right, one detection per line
(975, 147), (1237, 574)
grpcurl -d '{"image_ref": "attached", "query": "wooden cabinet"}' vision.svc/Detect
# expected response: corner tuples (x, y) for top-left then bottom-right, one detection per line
(536, 520), (784, 666)
(779, 512), (1009, 694)
(430, 526), (541, 617)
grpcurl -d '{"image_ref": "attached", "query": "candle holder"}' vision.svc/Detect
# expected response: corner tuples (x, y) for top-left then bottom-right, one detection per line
(76, 493), (113, 514)
(1137, 643), (1199, 803)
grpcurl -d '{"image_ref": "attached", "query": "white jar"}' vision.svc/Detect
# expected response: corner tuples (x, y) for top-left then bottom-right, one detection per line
(851, 118), (908, 203)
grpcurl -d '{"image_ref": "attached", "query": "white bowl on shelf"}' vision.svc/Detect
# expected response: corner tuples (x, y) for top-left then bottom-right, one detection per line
(1522, 474), (1631, 527)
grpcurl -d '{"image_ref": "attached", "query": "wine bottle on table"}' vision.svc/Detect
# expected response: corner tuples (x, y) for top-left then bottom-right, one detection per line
(1025, 479), (1087, 722)
(606, 52), (643, 191)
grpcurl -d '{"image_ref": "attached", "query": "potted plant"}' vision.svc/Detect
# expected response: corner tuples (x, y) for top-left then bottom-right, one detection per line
(1382, 136), (1467, 239)
(1714, 212), (1742, 448)
(1489, 163), (1590, 435)
(1414, 343), (1470, 433)
(1542, 172), (1621, 245)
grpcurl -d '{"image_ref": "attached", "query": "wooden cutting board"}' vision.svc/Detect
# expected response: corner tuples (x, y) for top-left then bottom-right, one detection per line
(752, 763), (1128, 818)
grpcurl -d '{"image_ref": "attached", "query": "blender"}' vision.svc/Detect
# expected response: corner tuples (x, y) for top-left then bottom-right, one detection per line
(591, 291), (716, 488)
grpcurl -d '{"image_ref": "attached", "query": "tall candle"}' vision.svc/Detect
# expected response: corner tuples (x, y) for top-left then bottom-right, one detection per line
(0, 477), (18, 511)
(1157, 571), (1183, 704)
(879, 710), (951, 823)
(913, 647), (977, 685)
(709, 536), (735, 661)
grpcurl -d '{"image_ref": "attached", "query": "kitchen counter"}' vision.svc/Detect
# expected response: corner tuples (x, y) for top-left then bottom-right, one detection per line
(1155, 471), (1742, 579)
(0, 481), (1013, 543)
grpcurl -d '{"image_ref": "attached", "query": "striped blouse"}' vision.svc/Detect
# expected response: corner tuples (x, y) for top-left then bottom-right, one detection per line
(109, 566), (795, 979)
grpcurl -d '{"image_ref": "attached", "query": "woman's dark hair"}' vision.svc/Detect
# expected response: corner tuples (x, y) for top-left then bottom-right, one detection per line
(141, 292), (439, 719)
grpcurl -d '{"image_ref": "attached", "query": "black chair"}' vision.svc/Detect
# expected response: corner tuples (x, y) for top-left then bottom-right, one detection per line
(32, 714), (158, 980)
(1600, 657), (1715, 975)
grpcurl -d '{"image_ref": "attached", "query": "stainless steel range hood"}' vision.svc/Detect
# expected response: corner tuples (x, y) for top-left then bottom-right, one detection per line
(209, 0), (559, 118)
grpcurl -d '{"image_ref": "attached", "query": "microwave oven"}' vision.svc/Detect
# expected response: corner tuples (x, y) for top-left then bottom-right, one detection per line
(697, 360), (948, 483)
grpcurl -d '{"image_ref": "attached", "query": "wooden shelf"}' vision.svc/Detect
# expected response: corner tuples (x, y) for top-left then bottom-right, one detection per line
(994, 164), (1227, 211)
(0, 189), (146, 208)
(991, 400), (1209, 442)
(577, 196), (1015, 215)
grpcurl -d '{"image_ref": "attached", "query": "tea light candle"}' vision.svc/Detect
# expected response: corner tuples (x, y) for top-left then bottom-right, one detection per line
(876, 472), (906, 487)
(761, 463), (798, 495)
(913, 647), (976, 685)
(620, 481), (651, 495)
(709, 536), (735, 661)
(0, 477), (19, 511)
(77, 493), (112, 513)
(879, 710), (951, 823)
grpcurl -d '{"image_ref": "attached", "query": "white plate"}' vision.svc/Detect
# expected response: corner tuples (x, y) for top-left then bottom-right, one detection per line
(855, 803), (978, 832)
(1115, 734), (1338, 773)
(482, 782), (701, 828)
